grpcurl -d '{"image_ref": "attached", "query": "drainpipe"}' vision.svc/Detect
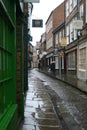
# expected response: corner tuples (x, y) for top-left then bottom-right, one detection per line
(26, 16), (29, 90)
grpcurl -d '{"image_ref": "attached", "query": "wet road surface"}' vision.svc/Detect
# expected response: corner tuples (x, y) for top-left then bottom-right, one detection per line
(20, 69), (62, 130)
(20, 69), (87, 130)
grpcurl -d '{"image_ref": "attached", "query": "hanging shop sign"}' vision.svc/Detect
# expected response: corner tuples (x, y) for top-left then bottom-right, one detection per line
(73, 20), (83, 29)
(32, 19), (43, 27)
(60, 37), (67, 46)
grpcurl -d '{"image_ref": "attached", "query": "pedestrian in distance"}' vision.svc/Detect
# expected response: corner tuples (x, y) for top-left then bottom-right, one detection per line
(38, 62), (41, 71)
(51, 61), (55, 74)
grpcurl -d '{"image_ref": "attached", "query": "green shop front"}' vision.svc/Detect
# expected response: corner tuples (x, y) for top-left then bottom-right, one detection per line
(0, 0), (24, 129)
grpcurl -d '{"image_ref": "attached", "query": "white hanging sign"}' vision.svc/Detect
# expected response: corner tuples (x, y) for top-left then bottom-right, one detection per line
(73, 20), (83, 29)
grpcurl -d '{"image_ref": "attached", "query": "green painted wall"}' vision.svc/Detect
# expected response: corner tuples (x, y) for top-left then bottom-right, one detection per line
(0, 0), (18, 129)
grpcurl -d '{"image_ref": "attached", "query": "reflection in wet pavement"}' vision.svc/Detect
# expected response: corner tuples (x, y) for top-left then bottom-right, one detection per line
(20, 74), (62, 130)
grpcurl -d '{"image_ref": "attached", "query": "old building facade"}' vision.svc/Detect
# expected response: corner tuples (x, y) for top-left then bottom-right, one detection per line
(39, 32), (46, 69)
(33, 46), (38, 68)
(53, 22), (65, 74)
(45, 2), (65, 68)
(65, 0), (87, 81)
(77, 0), (87, 81)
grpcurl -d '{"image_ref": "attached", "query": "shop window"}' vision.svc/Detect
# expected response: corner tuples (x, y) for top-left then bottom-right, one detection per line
(55, 57), (59, 69)
(68, 51), (76, 69)
(79, 48), (86, 70)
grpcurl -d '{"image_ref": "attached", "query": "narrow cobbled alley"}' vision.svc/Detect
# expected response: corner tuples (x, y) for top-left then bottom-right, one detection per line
(19, 69), (87, 130)
(19, 69), (63, 130)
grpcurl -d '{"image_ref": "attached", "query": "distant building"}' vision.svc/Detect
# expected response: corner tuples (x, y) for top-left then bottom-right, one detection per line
(39, 32), (46, 70)
(33, 46), (38, 68)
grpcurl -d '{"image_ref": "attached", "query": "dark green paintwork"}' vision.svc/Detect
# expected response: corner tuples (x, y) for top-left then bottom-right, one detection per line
(0, 0), (18, 129)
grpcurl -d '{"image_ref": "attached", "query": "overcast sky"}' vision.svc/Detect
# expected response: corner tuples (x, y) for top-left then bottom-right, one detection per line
(30, 0), (64, 46)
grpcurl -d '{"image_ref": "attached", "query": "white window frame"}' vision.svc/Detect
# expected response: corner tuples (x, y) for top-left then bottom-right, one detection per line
(70, 21), (73, 42)
(70, 0), (73, 13)
(66, 25), (69, 44)
(68, 51), (76, 70)
(46, 21), (52, 33)
(59, 31), (62, 43)
(55, 33), (58, 45)
(80, 4), (84, 19)
(66, 1), (69, 17)
(46, 37), (52, 49)
(86, 0), (87, 23)
(73, 0), (77, 8)
(79, 48), (86, 70)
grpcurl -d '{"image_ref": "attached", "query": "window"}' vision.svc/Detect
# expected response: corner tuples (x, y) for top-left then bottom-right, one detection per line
(73, 0), (77, 8)
(80, 4), (84, 19)
(74, 29), (77, 40)
(73, 17), (77, 40)
(68, 51), (76, 69)
(66, 25), (69, 44)
(59, 31), (61, 43)
(79, 48), (86, 70)
(46, 37), (52, 49)
(70, 0), (73, 13)
(70, 21), (74, 42)
(66, 1), (69, 17)
(46, 21), (52, 33)
(55, 33), (58, 45)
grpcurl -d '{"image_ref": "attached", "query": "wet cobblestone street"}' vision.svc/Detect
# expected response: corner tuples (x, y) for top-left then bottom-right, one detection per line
(19, 69), (87, 130)
(20, 71), (62, 130)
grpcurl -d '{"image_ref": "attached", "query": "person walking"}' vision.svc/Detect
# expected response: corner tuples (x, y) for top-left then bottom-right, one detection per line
(51, 61), (55, 74)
